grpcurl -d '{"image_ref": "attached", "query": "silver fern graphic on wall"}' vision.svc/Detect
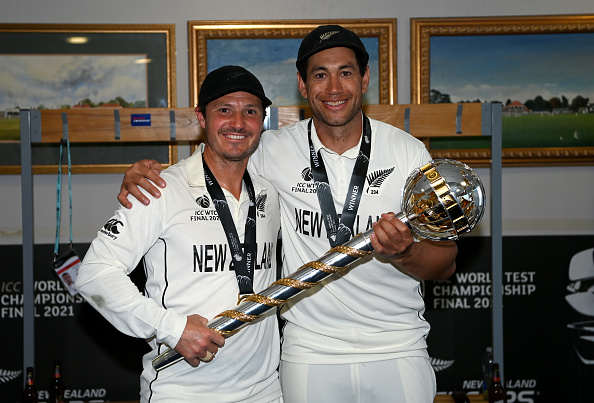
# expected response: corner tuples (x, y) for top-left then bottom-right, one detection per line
(430, 357), (455, 372)
(0, 368), (22, 384)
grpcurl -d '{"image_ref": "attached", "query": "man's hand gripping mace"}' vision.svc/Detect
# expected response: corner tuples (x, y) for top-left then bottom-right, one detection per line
(152, 231), (375, 371)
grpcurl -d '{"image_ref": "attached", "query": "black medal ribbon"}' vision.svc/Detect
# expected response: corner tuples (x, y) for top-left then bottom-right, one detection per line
(202, 158), (257, 295)
(308, 114), (372, 247)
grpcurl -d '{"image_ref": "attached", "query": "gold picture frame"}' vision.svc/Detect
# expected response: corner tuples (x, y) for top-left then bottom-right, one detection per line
(0, 23), (177, 174)
(411, 15), (594, 166)
(188, 19), (397, 107)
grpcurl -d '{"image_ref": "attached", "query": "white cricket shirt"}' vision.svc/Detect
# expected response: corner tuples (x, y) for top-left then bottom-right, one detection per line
(77, 146), (282, 402)
(250, 117), (433, 365)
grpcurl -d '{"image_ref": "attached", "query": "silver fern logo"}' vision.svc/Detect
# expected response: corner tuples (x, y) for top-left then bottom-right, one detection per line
(430, 357), (455, 372)
(256, 194), (267, 213)
(319, 31), (339, 42)
(0, 368), (22, 385)
(366, 167), (394, 194)
(256, 193), (267, 218)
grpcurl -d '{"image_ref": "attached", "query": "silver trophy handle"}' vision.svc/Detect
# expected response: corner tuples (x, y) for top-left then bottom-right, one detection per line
(153, 347), (185, 371)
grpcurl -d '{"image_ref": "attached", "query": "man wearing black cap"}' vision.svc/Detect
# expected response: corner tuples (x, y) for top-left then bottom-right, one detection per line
(76, 66), (283, 402)
(119, 26), (456, 402)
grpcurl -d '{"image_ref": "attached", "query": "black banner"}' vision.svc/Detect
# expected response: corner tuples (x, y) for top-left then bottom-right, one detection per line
(1, 237), (593, 402)
(426, 236), (594, 402)
(0, 243), (147, 402)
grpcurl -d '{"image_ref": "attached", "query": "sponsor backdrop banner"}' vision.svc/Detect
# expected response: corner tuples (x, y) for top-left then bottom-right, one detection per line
(1, 243), (148, 402)
(1, 237), (593, 402)
(426, 236), (594, 402)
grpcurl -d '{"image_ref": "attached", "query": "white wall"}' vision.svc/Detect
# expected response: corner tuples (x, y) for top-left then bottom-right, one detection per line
(2, 0), (593, 244)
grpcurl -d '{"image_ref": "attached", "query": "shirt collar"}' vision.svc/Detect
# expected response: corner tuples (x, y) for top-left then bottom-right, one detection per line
(309, 117), (363, 159)
(185, 143), (207, 187)
(184, 143), (265, 194)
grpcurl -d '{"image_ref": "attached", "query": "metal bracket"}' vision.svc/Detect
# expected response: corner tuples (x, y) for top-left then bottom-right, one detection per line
(404, 107), (410, 133)
(61, 112), (69, 142)
(114, 110), (121, 140)
(456, 104), (463, 134)
(170, 110), (176, 140)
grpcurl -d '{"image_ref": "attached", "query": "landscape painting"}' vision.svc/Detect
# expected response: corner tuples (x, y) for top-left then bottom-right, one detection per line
(188, 19), (397, 107)
(0, 24), (176, 173)
(206, 37), (380, 107)
(429, 32), (594, 150)
(0, 54), (148, 141)
(411, 15), (594, 166)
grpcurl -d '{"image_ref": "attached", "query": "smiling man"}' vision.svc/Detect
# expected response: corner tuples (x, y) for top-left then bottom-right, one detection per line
(118, 26), (457, 403)
(76, 66), (282, 403)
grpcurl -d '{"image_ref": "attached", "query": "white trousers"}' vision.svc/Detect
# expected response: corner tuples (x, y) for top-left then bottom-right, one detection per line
(279, 356), (436, 403)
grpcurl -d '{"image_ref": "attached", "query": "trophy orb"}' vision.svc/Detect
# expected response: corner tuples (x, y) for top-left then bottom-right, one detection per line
(398, 159), (485, 241)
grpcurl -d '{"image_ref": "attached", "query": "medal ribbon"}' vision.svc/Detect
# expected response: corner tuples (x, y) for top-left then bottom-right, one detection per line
(202, 158), (256, 295)
(308, 114), (372, 247)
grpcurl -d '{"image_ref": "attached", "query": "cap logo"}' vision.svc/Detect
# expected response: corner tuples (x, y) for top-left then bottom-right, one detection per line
(319, 31), (339, 43)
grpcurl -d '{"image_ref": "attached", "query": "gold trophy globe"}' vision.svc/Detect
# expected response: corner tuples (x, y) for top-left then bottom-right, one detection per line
(153, 159), (486, 371)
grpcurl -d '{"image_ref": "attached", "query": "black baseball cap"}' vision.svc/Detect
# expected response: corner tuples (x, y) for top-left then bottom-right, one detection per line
(198, 65), (272, 109)
(296, 25), (369, 69)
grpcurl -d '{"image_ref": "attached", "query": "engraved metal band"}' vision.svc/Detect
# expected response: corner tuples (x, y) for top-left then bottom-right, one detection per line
(420, 163), (469, 235)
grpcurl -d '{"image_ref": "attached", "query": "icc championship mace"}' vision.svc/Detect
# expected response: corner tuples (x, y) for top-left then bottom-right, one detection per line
(153, 159), (486, 371)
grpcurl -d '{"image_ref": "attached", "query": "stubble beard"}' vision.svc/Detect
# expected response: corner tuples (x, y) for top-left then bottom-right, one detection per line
(205, 128), (261, 163)
(311, 98), (362, 130)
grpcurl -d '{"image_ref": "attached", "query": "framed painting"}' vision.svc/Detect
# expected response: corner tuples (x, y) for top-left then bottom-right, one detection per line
(0, 23), (177, 174)
(411, 15), (594, 166)
(187, 19), (397, 107)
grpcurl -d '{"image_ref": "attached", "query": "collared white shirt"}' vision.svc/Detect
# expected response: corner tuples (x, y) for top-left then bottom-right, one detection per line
(250, 116), (433, 364)
(77, 145), (282, 402)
